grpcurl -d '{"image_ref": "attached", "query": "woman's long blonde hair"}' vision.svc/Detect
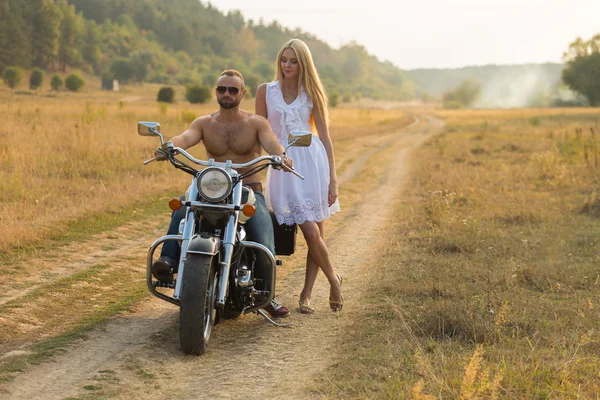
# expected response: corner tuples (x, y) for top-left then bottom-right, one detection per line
(274, 39), (329, 126)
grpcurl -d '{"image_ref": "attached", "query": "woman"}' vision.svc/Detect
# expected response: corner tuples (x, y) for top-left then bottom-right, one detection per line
(255, 38), (342, 313)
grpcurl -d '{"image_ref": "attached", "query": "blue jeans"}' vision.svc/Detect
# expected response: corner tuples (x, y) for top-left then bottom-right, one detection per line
(160, 191), (275, 283)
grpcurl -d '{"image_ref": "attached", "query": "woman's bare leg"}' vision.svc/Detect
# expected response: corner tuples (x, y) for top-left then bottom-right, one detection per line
(299, 223), (323, 305)
(298, 221), (342, 309)
(299, 251), (318, 306)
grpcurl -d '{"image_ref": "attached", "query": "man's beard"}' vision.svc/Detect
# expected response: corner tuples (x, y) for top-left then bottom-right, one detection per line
(218, 98), (241, 109)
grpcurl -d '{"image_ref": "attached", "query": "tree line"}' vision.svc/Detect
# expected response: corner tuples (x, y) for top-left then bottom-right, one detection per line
(562, 34), (600, 106)
(0, 0), (418, 102)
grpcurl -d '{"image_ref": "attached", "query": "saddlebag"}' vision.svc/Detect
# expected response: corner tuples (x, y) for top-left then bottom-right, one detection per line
(270, 212), (297, 256)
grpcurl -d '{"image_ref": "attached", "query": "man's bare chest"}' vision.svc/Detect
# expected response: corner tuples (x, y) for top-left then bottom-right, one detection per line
(203, 122), (259, 158)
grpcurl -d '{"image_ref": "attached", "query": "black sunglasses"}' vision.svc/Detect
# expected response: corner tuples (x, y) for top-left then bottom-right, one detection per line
(216, 86), (241, 95)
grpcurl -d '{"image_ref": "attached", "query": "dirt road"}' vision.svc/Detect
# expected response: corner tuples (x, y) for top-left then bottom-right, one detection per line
(1, 115), (442, 400)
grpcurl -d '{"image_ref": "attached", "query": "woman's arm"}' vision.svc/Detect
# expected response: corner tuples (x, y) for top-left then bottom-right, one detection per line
(255, 83), (268, 118)
(313, 106), (338, 206)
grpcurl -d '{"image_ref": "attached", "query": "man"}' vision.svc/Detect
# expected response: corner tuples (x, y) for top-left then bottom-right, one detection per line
(152, 69), (291, 318)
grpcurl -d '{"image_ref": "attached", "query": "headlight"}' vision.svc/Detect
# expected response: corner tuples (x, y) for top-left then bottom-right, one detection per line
(197, 167), (232, 202)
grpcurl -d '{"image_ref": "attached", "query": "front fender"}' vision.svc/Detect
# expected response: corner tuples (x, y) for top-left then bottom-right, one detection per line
(186, 235), (219, 256)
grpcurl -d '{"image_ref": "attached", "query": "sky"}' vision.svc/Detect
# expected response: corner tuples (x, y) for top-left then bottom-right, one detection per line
(206, 0), (600, 70)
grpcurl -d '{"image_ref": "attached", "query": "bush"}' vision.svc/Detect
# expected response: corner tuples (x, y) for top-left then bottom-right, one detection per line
(442, 78), (482, 108)
(3, 67), (24, 89)
(157, 86), (175, 103)
(65, 73), (86, 92)
(109, 58), (136, 83)
(51, 75), (64, 90)
(185, 84), (211, 104)
(29, 68), (45, 89)
(443, 100), (464, 109)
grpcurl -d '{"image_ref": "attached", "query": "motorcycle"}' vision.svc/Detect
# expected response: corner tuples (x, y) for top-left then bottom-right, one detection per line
(138, 121), (311, 355)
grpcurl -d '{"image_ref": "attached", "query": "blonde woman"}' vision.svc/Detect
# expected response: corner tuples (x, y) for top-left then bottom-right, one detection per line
(255, 39), (343, 313)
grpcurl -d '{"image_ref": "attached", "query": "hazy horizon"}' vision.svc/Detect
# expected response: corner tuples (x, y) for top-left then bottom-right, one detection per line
(405, 61), (563, 71)
(207, 0), (599, 70)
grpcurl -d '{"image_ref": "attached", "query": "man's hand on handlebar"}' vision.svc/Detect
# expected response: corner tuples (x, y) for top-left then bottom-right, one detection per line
(154, 148), (167, 161)
(282, 154), (293, 171)
(154, 147), (179, 161)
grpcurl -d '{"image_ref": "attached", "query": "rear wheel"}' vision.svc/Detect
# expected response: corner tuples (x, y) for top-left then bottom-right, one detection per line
(179, 254), (217, 355)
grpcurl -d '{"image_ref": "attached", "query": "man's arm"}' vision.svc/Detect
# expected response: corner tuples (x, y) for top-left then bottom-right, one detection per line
(170, 116), (206, 149)
(155, 116), (206, 160)
(254, 115), (293, 170)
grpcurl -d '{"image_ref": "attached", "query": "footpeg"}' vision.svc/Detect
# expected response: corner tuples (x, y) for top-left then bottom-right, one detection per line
(153, 280), (176, 289)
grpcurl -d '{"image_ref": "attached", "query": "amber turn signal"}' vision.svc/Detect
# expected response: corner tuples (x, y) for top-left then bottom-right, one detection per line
(242, 204), (256, 217)
(169, 197), (182, 211)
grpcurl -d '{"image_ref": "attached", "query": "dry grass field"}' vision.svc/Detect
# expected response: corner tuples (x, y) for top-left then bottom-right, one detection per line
(0, 84), (408, 256)
(320, 108), (600, 399)
(0, 84), (415, 394)
(4, 82), (599, 398)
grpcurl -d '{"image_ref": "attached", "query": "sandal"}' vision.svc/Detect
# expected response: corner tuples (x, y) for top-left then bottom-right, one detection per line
(298, 301), (315, 314)
(329, 273), (344, 312)
(329, 298), (343, 312)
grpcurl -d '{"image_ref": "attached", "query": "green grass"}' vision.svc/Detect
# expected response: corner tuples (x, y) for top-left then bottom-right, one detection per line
(82, 385), (103, 391)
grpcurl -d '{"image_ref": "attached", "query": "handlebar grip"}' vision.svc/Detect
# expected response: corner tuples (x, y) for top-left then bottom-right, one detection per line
(143, 156), (158, 165)
(282, 163), (304, 180)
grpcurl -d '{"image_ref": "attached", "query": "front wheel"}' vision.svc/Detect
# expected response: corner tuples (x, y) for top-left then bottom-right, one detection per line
(179, 254), (218, 355)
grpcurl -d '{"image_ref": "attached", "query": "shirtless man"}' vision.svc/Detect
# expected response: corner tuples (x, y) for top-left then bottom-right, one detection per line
(152, 69), (291, 318)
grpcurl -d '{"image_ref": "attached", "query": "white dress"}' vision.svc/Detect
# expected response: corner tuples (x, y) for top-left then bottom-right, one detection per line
(265, 81), (341, 225)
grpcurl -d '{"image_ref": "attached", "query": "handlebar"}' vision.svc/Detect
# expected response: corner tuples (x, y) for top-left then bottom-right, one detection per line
(143, 156), (158, 165)
(281, 161), (304, 179)
(143, 143), (304, 180)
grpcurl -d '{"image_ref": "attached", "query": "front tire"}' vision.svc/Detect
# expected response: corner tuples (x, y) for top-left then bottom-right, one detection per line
(179, 254), (217, 355)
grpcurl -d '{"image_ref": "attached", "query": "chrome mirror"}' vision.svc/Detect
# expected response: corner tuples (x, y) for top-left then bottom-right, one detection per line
(138, 121), (161, 136)
(287, 131), (312, 147)
(138, 121), (164, 145)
